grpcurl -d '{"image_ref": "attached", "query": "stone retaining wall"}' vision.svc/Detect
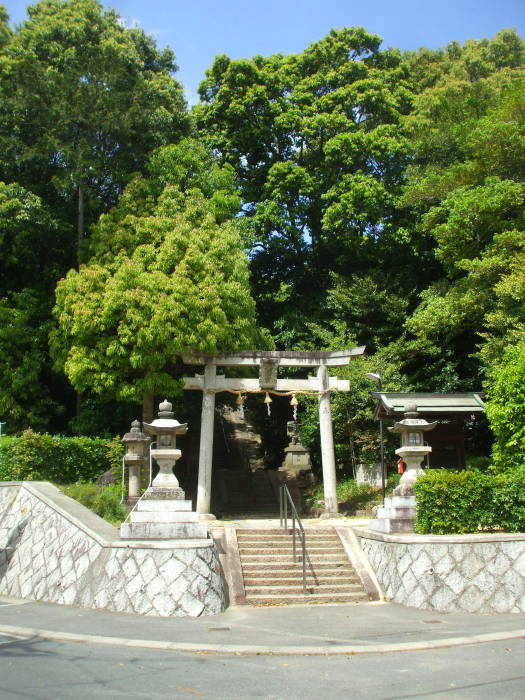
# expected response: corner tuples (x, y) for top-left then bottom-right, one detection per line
(0, 482), (225, 617)
(355, 528), (525, 613)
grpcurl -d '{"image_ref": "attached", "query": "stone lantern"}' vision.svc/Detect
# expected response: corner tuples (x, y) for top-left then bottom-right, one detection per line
(389, 403), (437, 497)
(278, 420), (313, 481)
(122, 420), (150, 504)
(369, 403), (436, 534)
(120, 399), (207, 541)
(142, 399), (188, 497)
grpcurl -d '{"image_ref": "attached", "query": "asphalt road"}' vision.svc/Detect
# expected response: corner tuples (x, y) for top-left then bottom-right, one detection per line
(1, 634), (525, 699)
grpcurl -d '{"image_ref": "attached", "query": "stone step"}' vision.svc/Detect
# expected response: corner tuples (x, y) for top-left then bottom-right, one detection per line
(240, 558), (350, 569)
(244, 583), (364, 595)
(224, 506), (279, 520)
(243, 574), (360, 586)
(236, 529), (336, 536)
(136, 499), (192, 512)
(227, 502), (277, 508)
(237, 541), (340, 548)
(238, 546), (344, 556)
(130, 511), (199, 523)
(239, 547), (346, 556)
(120, 521), (208, 539)
(241, 562), (353, 573)
(237, 530), (338, 536)
(227, 498), (279, 506)
(229, 489), (275, 496)
(237, 531), (339, 539)
(237, 537), (341, 547)
(245, 592), (367, 605)
(225, 517), (279, 520)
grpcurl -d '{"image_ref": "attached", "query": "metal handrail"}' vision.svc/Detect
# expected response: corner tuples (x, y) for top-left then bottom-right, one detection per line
(279, 482), (308, 594)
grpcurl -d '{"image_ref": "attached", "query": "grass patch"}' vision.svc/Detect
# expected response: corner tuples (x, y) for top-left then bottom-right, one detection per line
(305, 473), (401, 515)
(305, 477), (378, 514)
(60, 482), (127, 526)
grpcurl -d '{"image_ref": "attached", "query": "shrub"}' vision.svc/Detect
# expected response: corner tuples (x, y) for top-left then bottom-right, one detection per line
(414, 467), (525, 534)
(61, 482), (127, 526)
(0, 430), (123, 483)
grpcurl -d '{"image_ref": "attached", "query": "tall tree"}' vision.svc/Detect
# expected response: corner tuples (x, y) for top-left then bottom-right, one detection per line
(0, 0), (188, 256)
(0, 5), (11, 49)
(0, 1), (189, 431)
(397, 35), (525, 389)
(52, 141), (264, 421)
(0, 182), (70, 430)
(195, 28), (423, 347)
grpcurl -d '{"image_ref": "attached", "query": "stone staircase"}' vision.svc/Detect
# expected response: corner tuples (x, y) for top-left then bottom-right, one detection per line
(221, 470), (278, 517)
(237, 528), (369, 605)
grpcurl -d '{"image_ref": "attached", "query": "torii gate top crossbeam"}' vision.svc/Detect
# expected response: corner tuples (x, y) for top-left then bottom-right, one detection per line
(182, 347), (365, 367)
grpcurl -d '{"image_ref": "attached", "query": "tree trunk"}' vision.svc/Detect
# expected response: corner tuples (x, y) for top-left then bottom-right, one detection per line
(140, 391), (154, 489)
(75, 184), (85, 416)
(142, 391), (154, 424)
(77, 183), (84, 266)
(75, 391), (83, 422)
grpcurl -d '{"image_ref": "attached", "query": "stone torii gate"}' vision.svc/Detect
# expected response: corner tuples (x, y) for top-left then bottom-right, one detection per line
(182, 348), (365, 519)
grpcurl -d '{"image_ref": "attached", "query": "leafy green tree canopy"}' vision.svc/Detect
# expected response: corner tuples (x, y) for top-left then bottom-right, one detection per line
(195, 28), (416, 346)
(0, 182), (69, 429)
(0, 0), (188, 248)
(396, 39), (525, 388)
(485, 339), (525, 470)
(52, 144), (264, 412)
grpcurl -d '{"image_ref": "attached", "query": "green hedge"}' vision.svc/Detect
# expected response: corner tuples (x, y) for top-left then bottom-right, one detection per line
(0, 430), (123, 484)
(414, 467), (525, 534)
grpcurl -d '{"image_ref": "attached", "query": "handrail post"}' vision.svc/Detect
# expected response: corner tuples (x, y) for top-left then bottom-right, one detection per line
(302, 533), (306, 594)
(292, 512), (296, 561)
(280, 482), (311, 595)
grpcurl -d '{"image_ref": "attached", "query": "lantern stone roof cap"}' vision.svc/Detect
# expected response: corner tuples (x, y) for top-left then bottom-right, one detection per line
(121, 419), (149, 443)
(388, 418), (438, 433)
(142, 419), (188, 435)
(141, 399), (188, 435)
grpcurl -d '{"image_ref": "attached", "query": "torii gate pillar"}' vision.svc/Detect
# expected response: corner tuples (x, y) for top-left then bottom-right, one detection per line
(196, 363), (216, 517)
(317, 364), (338, 516)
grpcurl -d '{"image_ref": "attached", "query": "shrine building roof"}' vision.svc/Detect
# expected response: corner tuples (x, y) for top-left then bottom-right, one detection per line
(372, 392), (485, 421)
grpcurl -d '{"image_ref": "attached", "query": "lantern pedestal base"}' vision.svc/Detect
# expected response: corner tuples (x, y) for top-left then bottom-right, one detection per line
(368, 495), (416, 534)
(198, 513), (217, 521)
(120, 487), (209, 540)
(144, 486), (186, 500)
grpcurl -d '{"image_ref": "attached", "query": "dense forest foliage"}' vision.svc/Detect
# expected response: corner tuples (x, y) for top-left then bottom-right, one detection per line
(0, 1), (523, 470)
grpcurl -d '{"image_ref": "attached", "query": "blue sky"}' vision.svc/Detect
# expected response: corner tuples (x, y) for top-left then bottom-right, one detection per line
(5, 0), (525, 103)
